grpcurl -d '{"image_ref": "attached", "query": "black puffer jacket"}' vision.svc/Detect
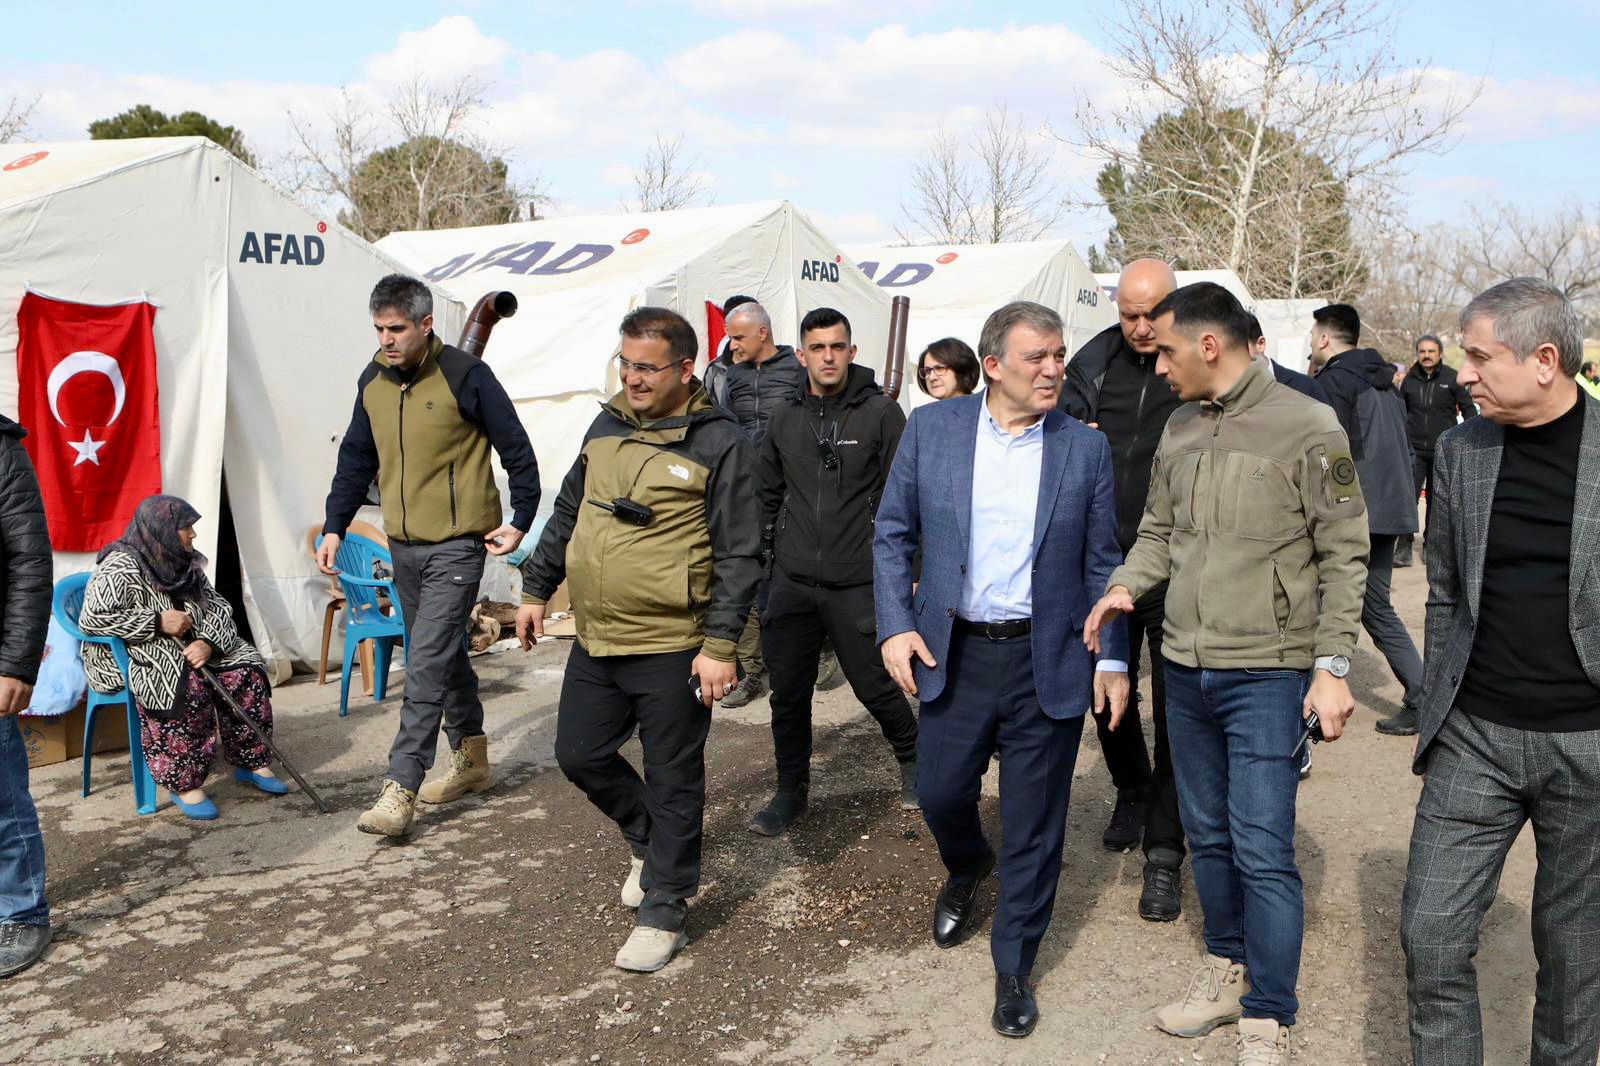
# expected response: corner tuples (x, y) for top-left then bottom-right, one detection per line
(0, 417), (52, 684)
(759, 364), (905, 587)
(1401, 362), (1476, 456)
(725, 345), (802, 445)
(1060, 324), (1186, 553)
(1317, 347), (1418, 536)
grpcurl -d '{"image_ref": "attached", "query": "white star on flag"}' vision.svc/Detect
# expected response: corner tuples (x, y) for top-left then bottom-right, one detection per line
(69, 430), (106, 466)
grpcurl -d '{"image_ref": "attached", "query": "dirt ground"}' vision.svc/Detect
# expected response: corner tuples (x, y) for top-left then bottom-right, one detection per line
(4, 558), (1554, 1065)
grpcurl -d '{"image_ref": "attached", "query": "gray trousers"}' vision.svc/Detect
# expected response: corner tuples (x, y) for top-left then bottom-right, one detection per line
(1364, 533), (1424, 710)
(1402, 710), (1600, 1065)
(386, 537), (487, 792)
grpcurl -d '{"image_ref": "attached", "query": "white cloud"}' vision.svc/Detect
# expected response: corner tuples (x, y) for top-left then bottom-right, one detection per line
(600, 164), (635, 187)
(362, 16), (514, 87)
(804, 208), (891, 244)
(769, 169), (803, 191)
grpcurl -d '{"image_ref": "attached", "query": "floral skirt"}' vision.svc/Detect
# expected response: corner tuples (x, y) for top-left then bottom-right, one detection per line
(137, 666), (273, 793)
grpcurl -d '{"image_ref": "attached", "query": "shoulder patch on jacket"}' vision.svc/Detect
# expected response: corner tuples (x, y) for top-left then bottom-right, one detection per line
(1328, 450), (1360, 496)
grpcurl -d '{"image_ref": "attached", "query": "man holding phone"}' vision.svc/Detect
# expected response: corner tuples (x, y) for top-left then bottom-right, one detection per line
(517, 307), (761, 974)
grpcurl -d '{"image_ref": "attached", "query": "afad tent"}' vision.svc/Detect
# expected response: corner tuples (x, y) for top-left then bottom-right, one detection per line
(378, 201), (893, 492)
(0, 138), (465, 673)
(848, 240), (1115, 408)
(1094, 268), (1312, 373)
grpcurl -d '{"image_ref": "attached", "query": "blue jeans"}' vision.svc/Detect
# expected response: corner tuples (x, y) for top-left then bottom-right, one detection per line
(1165, 661), (1306, 1026)
(0, 716), (49, 925)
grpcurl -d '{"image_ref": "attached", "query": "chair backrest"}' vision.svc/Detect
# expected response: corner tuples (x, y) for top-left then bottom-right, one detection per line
(326, 532), (397, 624)
(52, 571), (133, 679)
(52, 572), (95, 643)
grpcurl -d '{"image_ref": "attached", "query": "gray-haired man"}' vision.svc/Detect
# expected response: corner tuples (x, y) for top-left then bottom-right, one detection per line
(1401, 277), (1600, 1065)
(321, 274), (540, 838)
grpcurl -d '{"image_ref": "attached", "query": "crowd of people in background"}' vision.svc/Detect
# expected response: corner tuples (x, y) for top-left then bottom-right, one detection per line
(2, 265), (1596, 1066)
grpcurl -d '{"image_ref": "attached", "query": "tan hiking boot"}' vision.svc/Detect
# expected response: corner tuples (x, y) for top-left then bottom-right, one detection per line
(1237, 1018), (1289, 1064)
(356, 780), (417, 838)
(418, 735), (493, 804)
(614, 925), (687, 973)
(1155, 953), (1250, 1037)
(621, 857), (645, 908)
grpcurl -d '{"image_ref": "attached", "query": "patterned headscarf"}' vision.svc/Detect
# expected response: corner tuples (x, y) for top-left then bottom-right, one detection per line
(98, 495), (208, 603)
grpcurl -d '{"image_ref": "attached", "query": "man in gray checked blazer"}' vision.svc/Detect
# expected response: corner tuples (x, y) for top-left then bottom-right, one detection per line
(1401, 277), (1600, 1066)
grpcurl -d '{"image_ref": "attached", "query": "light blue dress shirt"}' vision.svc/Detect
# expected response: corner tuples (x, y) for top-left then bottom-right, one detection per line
(958, 399), (1125, 672)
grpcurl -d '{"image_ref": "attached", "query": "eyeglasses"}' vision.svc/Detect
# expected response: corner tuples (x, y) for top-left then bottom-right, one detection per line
(918, 363), (951, 382)
(616, 353), (681, 377)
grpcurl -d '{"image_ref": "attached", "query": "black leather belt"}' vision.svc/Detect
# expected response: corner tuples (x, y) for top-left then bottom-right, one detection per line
(954, 617), (1032, 641)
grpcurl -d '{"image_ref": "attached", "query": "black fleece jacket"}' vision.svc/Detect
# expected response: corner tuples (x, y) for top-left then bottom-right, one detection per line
(0, 417), (51, 684)
(1401, 362), (1476, 455)
(759, 364), (906, 587)
(1060, 324), (1186, 553)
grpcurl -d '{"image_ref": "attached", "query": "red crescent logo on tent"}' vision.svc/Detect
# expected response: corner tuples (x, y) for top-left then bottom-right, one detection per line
(835, 255), (842, 263)
(4, 151), (47, 172)
(622, 228), (650, 245)
(936, 252), (959, 265)
(317, 221), (328, 233)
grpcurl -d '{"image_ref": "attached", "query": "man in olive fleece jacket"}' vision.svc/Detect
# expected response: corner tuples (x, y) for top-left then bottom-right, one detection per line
(516, 307), (760, 975)
(1085, 283), (1368, 1059)
(320, 274), (540, 839)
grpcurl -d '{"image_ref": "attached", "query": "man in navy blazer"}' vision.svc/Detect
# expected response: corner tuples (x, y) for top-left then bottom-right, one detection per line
(874, 300), (1129, 1038)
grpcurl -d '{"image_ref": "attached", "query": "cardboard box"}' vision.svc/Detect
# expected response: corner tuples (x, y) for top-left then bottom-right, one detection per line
(19, 714), (67, 770)
(21, 702), (130, 769)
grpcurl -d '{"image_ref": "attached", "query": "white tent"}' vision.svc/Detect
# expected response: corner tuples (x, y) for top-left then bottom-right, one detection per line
(848, 240), (1115, 407)
(379, 201), (894, 497)
(0, 138), (466, 673)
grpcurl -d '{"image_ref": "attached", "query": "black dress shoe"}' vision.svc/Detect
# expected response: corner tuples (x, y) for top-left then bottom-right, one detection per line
(748, 789), (808, 837)
(932, 850), (996, 948)
(1376, 707), (1420, 736)
(1138, 859), (1183, 922)
(992, 974), (1038, 1038)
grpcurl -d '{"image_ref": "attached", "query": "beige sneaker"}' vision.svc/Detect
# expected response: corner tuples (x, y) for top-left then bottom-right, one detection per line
(621, 857), (645, 909)
(614, 925), (687, 973)
(1155, 953), (1250, 1037)
(1237, 1018), (1289, 1064)
(356, 780), (417, 837)
(418, 735), (493, 804)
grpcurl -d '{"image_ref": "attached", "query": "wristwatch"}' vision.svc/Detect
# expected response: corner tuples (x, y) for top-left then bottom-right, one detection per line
(1313, 655), (1350, 678)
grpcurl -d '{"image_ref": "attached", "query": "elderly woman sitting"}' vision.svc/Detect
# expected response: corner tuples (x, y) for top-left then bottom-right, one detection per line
(78, 496), (284, 820)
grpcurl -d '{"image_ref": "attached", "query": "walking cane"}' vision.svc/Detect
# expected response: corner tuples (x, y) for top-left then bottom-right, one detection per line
(171, 637), (332, 813)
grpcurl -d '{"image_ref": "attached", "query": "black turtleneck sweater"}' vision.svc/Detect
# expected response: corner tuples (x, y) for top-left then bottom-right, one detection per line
(1458, 394), (1599, 731)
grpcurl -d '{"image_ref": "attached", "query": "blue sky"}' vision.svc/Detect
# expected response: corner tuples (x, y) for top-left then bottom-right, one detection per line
(4, 1), (1596, 250)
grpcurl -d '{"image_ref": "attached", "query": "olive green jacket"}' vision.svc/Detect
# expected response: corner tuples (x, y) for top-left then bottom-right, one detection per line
(324, 336), (541, 544)
(1109, 360), (1370, 669)
(521, 384), (761, 661)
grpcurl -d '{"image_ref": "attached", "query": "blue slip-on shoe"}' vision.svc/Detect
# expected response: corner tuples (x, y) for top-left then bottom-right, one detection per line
(170, 791), (219, 820)
(234, 768), (290, 795)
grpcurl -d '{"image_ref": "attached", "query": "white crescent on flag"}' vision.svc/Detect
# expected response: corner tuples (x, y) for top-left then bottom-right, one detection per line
(45, 350), (128, 466)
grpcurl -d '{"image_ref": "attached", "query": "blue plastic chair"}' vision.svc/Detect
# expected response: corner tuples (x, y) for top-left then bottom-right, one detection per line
(318, 533), (408, 717)
(52, 573), (158, 816)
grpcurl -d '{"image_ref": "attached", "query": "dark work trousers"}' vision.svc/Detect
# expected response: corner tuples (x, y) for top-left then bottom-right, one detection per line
(386, 537), (486, 793)
(554, 643), (709, 932)
(1412, 450), (1436, 540)
(1091, 584), (1185, 860)
(1363, 534), (1424, 712)
(918, 628), (1085, 977)
(762, 572), (917, 791)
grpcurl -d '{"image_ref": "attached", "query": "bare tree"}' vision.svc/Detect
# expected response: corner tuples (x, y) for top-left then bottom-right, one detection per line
(900, 106), (1060, 245)
(1453, 201), (1600, 310)
(286, 76), (547, 242)
(0, 94), (37, 144)
(626, 134), (711, 213)
(1357, 223), (1464, 356)
(1073, 0), (1475, 299)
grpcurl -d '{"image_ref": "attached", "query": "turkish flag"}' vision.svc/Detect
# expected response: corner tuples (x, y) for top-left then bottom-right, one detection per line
(705, 300), (726, 366)
(17, 292), (162, 552)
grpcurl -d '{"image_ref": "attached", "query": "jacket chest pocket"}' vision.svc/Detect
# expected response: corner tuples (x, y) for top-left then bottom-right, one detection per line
(1214, 451), (1303, 539)
(1167, 451), (1205, 531)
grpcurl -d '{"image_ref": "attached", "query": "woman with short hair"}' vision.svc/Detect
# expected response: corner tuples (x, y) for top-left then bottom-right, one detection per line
(916, 337), (981, 400)
(79, 496), (284, 820)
